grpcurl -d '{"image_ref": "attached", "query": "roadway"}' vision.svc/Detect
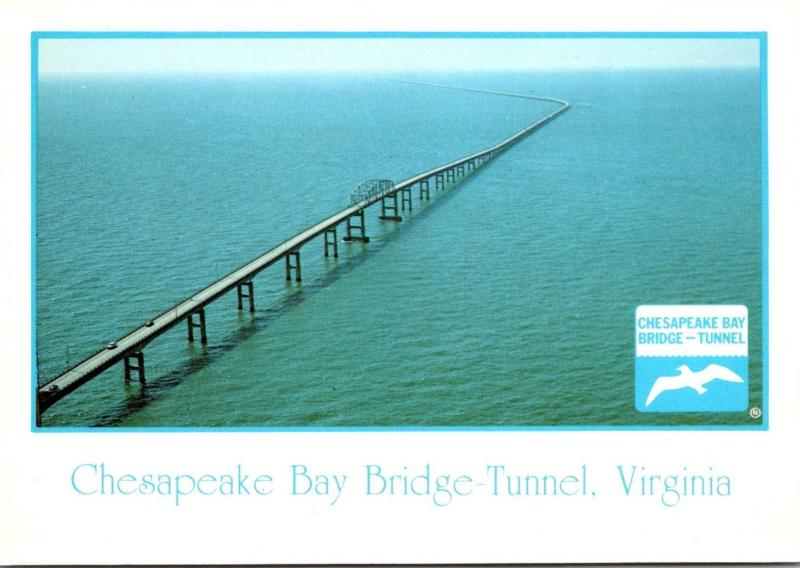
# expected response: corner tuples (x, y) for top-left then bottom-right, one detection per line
(37, 85), (570, 414)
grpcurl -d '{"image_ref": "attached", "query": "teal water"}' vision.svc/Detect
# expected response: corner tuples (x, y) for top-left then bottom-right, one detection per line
(35, 69), (763, 427)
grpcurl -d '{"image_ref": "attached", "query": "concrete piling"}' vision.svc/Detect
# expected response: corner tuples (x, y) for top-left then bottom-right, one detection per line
(187, 309), (207, 344)
(344, 209), (369, 242)
(237, 281), (254, 312)
(400, 186), (412, 211)
(379, 192), (402, 221)
(123, 351), (145, 383)
(324, 227), (339, 258)
(285, 250), (302, 282)
(419, 178), (430, 201)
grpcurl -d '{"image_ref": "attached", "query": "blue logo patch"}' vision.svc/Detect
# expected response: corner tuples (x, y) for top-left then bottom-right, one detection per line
(635, 305), (748, 413)
(635, 357), (748, 412)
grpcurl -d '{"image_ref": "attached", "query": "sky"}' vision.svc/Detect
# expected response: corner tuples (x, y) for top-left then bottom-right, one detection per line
(37, 37), (761, 75)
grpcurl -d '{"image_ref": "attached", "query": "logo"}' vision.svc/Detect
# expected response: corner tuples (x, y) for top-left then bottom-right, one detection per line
(635, 305), (748, 412)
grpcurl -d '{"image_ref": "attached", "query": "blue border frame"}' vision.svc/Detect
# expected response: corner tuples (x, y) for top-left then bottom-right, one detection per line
(30, 31), (769, 432)
(31, 32), (39, 433)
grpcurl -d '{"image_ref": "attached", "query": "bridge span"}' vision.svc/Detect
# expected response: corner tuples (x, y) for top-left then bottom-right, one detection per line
(36, 84), (571, 424)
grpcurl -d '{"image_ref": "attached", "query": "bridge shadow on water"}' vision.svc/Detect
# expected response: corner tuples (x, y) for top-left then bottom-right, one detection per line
(93, 167), (488, 427)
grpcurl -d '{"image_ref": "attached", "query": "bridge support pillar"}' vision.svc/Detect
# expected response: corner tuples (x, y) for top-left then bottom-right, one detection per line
(456, 164), (465, 176)
(187, 308), (207, 344)
(324, 227), (338, 258)
(419, 178), (430, 201)
(446, 168), (455, 183)
(467, 159), (475, 171)
(435, 173), (444, 190)
(379, 192), (402, 222)
(285, 250), (302, 282)
(123, 351), (145, 383)
(400, 186), (412, 211)
(237, 280), (255, 312)
(344, 209), (369, 242)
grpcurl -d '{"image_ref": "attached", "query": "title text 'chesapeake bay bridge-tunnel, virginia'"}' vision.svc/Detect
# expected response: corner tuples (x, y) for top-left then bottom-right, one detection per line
(35, 84), (571, 425)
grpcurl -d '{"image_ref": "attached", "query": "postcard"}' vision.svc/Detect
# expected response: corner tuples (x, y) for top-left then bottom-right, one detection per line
(1, 0), (798, 564)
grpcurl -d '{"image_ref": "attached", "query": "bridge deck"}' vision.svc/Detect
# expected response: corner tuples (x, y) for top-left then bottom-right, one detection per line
(37, 87), (570, 413)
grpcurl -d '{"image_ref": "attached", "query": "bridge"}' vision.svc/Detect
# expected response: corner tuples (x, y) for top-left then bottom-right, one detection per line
(35, 84), (571, 425)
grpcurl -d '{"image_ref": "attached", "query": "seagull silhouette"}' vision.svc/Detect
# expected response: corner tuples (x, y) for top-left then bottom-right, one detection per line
(645, 363), (744, 406)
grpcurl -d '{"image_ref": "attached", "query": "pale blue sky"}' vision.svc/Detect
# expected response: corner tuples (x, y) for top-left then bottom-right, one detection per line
(38, 37), (760, 74)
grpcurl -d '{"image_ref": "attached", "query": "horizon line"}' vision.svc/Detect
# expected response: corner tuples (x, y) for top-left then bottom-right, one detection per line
(38, 64), (760, 77)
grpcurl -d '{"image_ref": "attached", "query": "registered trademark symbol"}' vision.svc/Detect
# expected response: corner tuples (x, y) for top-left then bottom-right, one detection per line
(749, 407), (762, 419)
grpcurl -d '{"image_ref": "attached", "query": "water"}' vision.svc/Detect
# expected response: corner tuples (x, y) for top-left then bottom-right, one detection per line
(35, 69), (763, 427)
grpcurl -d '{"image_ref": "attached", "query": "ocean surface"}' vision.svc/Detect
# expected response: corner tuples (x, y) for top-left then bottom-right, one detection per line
(35, 69), (763, 427)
